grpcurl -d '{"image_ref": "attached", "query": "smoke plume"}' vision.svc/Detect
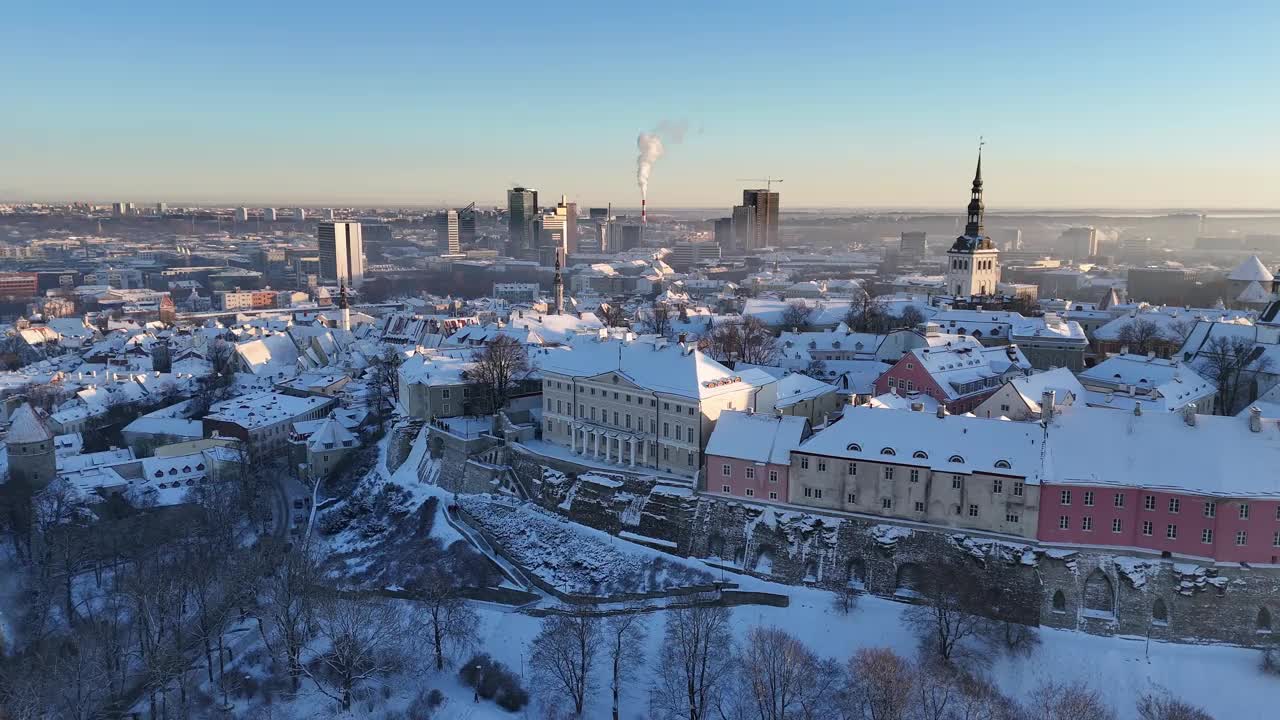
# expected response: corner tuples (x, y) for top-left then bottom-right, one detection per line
(635, 120), (688, 198)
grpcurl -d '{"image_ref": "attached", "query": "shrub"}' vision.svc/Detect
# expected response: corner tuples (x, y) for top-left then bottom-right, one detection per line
(458, 653), (529, 711)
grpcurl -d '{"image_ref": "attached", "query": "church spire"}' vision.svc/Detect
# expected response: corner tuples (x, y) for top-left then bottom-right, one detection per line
(964, 140), (985, 238)
(553, 250), (564, 315)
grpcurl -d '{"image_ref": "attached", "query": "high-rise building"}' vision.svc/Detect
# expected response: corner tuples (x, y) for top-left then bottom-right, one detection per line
(156, 202), (167, 215)
(323, 208), (335, 221)
(235, 207), (249, 223)
(900, 231), (927, 261)
(507, 187), (539, 259)
(536, 195), (577, 261)
(437, 210), (461, 254)
(670, 240), (722, 269)
(558, 195), (578, 253)
(112, 202), (126, 217)
(588, 207), (610, 222)
(742, 189), (780, 249)
(944, 151), (1000, 298)
(362, 223), (393, 246)
(1061, 226), (1099, 260)
(293, 207), (307, 222)
(318, 221), (365, 287)
(713, 218), (734, 252)
(731, 205), (754, 253)
(458, 205), (476, 246)
(620, 221), (643, 251)
(263, 207), (277, 222)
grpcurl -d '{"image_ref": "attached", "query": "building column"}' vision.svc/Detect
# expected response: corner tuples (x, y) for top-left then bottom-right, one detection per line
(629, 438), (636, 468)
(640, 440), (647, 466)
(570, 426), (576, 453)
(593, 432), (600, 459)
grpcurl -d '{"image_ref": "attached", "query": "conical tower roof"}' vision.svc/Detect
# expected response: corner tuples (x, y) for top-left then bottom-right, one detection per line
(1228, 255), (1273, 283)
(7, 402), (53, 444)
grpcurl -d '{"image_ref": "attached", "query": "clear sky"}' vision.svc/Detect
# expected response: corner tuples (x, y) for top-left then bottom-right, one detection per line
(3, 1), (1278, 210)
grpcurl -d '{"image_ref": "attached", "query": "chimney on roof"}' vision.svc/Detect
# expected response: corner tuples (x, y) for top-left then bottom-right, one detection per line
(1133, 403), (1142, 416)
(910, 402), (923, 412)
(1041, 390), (1056, 423)
(1183, 403), (1197, 426)
(1147, 351), (1156, 361)
(1120, 345), (1129, 355)
(936, 405), (948, 419)
(1250, 406), (1263, 433)
(678, 332), (687, 344)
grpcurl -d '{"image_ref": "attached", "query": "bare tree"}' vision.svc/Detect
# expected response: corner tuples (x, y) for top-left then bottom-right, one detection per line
(720, 626), (842, 720)
(468, 335), (530, 412)
(209, 337), (237, 377)
(1136, 689), (1214, 720)
(257, 543), (321, 691)
(650, 604), (734, 720)
(844, 647), (914, 720)
(368, 346), (404, 423)
(530, 613), (600, 717)
(902, 562), (992, 666)
(645, 302), (674, 338)
(1199, 335), (1273, 414)
(899, 305), (927, 330)
(704, 317), (779, 366)
(1021, 678), (1115, 720)
(605, 609), (648, 720)
(845, 295), (891, 334)
(782, 301), (812, 331)
(409, 568), (480, 671)
(1115, 319), (1164, 356)
(598, 303), (630, 328)
(304, 594), (407, 712)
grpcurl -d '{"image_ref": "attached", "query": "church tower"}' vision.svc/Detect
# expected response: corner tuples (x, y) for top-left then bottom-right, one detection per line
(6, 402), (56, 491)
(945, 148), (1001, 299)
(338, 283), (351, 332)
(553, 250), (564, 315)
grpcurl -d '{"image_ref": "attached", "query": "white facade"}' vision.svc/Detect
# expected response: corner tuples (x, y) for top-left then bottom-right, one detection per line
(318, 221), (365, 288)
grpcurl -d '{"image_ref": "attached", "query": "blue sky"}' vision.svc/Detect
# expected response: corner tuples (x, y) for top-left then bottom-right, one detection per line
(3, 1), (1278, 209)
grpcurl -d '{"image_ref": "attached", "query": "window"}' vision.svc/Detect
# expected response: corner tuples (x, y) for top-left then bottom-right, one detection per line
(800, 456), (809, 469)
(1083, 491), (1094, 507)
(814, 488), (823, 499)
(1142, 521), (1153, 536)
(912, 450), (928, 459)
(768, 471), (778, 484)
(1082, 517), (1093, 531)
(1203, 529), (1214, 544)
(881, 498), (893, 510)
(916, 501), (926, 512)
(847, 443), (863, 452)
(1240, 503), (1251, 520)
(1204, 501), (1216, 518)
(686, 427), (695, 443)
(995, 459), (1012, 469)
(804, 487), (812, 498)
(847, 462), (857, 475)
(880, 447), (896, 456)
(721, 464), (731, 477)
(1060, 490), (1072, 506)
(1144, 495), (1156, 511)
(949, 455), (965, 464)
(664, 447), (670, 460)
(952, 476), (962, 489)
(1168, 498), (1180, 514)
(745, 488), (755, 497)
(1166, 524), (1178, 540)
(1000, 404), (1010, 412)
(721, 485), (731, 493)
(884, 467), (895, 480)
(769, 491), (778, 500)
(1112, 518), (1123, 533)
(1274, 531), (1280, 547)
(847, 493), (857, 504)
(1006, 513), (1020, 523)
(1237, 530), (1249, 546)
(968, 504), (979, 517)
(1013, 481), (1024, 496)
(442, 388), (451, 399)
(745, 467), (756, 480)
(993, 479), (1003, 493)
(910, 469), (920, 483)
(817, 460), (827, 472)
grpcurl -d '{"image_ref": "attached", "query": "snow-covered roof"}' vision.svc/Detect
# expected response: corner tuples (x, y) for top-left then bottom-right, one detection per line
(306, 417), (358, 452)
(1227, 255), (1274, 283)
(1236, 280), (1272, 305)
(1005, 367), (1086, 410)
(704, 411), (808, 465)
(798, 406), (1046, 481)
(868, 391), (940, 413)
(508, 312), (604, 345)
(1079, 354), (1212, 404)
(398, 353), (474, 387)
(774, 373), (838, 408)
(533, 336), (776, 400)
(205, 391), (333, 430)
(6, 403), (53, 444)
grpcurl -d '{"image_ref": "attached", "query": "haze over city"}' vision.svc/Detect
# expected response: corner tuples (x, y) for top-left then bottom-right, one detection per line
(5, 1), (1279, 209)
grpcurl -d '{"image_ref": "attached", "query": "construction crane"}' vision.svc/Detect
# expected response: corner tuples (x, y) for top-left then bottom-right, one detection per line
(737, 177), (785, 191)
(457, 201), (476, 214)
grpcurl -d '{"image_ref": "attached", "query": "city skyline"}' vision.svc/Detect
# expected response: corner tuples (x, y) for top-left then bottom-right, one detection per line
(4, 2), (1278, 209)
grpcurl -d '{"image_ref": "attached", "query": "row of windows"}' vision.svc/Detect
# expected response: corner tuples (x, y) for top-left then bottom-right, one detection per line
(720, 485), (778, 500)
(798, 489), (1020, 524)
(545, 379), (699, 417)
(1060, 491), (1273, 520)
(811, 458), (1022, 494)
(1057, 515), (1280, 547)
(720, 464), (780, 483)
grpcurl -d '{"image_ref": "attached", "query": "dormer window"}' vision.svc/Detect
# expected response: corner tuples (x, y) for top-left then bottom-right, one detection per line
(880, 448), (896, 456)
(154, 470), (164, 478)
(948, 455), (965, 464)
(994, 459), (1011, 469)
(846, 443), (862, 452)
(913, 451), (928, 459)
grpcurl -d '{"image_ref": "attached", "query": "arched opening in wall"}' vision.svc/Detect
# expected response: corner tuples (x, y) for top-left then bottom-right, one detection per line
(1082, 570), (1115, 619)
(846, 558), (867, 591)
(895, 563), (923, 598)
(1258, 607), (1273, 634)
(429, 436), (444, 459)
(751, 545), (775, 575)
(1152, 598), (1169, 626)
(1051, 590), (1066, 613)
(803, 558), (820, 583)
(705, 535), (725, 559)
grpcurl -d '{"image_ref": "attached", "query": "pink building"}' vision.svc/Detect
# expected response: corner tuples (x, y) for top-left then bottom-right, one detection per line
(703, 411), (809, 503)
(1036, 406), (1280, 564)
(873, 338), (1031, 415)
